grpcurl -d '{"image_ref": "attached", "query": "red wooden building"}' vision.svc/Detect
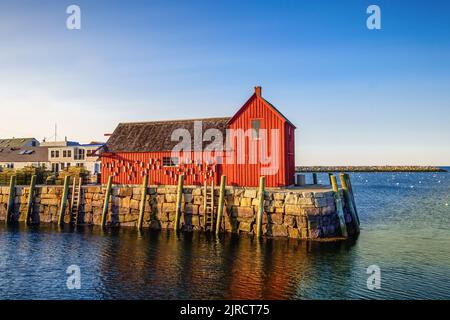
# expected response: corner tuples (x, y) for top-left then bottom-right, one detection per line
(101, 87), (296, 187)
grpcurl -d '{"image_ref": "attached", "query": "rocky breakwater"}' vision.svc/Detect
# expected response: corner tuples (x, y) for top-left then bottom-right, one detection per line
(0, 185), (358, 240)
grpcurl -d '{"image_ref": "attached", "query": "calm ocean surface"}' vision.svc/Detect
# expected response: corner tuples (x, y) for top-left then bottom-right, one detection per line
(1, 170), (449, 300)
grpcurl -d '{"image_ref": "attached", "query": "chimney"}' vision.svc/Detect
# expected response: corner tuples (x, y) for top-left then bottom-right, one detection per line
(254, 86), (262, 97)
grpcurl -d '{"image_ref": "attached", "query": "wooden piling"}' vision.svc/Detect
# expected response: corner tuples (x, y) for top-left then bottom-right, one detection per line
(330, 174), (348, 238)
(25, 175), (37, 225)
(312, 173), (318, 185)
(58, 176), (70, 226)
(6, 175), (16, 224)
(101, 175), (113, 227)
(210, 181), (214, 230)
(215, 175), (226, 236)
(174, 174), (185, 231)
(255, 176), (266, 238)
(137, 175), (149, 230)
(344, 174), (360, 225)
(328, 173), (333, 185)
(339, 173), (360, 233)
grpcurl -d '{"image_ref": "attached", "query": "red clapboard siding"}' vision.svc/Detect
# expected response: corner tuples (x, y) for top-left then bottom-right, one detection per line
(221, 93), (288, 187)
(101, 151), (220, 185)
(101, 88), (296, 187)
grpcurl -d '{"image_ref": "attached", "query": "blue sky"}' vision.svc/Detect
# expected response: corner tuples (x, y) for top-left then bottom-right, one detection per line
(0, 0), (449, 165)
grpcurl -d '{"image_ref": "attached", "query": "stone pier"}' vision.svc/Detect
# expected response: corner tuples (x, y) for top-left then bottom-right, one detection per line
(0, 184), (358, 240)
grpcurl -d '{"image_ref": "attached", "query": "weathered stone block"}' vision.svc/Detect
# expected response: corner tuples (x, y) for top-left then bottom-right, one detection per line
(314, 198), (328, 208)
(232, 206), (254, 218)
(130, 199), (140, 210)
(243, 189), (257, 198)
(240, 197), (252, 206)
(238, 221), (253, 233)
(287, 227), (300, 239)
(273, 200), (284, 208)
(271, 224), (288, 237)
(304, 208), (321, 216)
(193, 196), (204, 205)
(120, 196), (131, 208)
(285, 193), (298, 204)
(284, 205), (303, 216)
(165, 194), (177, 203)
(156, 195), (165, 204)
(269, 213), (283, 224)
(275, 207), (284, 213)
(285, 215), (297, 227)
(298, 197), (314, 205)
(273, 192), (285, 201)
(41, 198), (59, 206)
(162, 202), (176, 213)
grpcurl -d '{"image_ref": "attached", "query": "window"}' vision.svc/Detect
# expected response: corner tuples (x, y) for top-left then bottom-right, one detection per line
(74, 148), (85, 160)
(163, 157), (179, 167)
(50, 150), (60, 158)
(251, 119), (261, 139)
(63, 150), (73, 157)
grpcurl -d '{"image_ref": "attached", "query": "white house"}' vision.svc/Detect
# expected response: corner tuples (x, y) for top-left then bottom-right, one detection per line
(42, 140), (104, 174)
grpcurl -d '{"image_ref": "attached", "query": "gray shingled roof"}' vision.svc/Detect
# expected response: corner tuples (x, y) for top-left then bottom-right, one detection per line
(0, 147), (49, 163)
(0, 138), (37, 148)
(106, 117), (230, 153)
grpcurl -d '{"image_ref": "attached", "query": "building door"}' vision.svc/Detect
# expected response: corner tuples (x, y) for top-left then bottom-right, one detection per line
(52, 163), (59, 173)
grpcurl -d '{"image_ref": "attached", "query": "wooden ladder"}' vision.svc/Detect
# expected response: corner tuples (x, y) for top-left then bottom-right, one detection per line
(203, 181), (215, 232)
(70, 177), (82, 225)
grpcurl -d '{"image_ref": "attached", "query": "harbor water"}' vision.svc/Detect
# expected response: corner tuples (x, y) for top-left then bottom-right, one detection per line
(1, 170), (449, 299)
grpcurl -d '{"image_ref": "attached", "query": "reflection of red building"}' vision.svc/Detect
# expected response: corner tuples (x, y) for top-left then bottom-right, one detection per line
(101, 87), (296, 187)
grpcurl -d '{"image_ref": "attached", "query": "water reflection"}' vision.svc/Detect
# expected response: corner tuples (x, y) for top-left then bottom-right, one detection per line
(81, 227), (357, 299)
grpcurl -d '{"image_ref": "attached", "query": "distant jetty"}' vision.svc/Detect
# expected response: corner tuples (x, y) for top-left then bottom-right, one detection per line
(296, 166), (447, 173)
